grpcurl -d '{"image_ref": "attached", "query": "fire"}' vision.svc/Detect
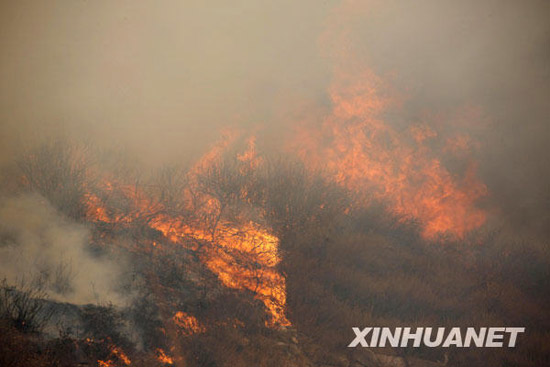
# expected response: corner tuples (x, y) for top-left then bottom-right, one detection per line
(202, 223), (288, 326)
(173, 311), (205, 336)
(84, 136), (289, 327)
(85, 193), (112, 223)
(97, 344), (131, 367)
(280, 0), (489, 240)
(237, 135), (263, 172)
(156, 349), (174, 364)
(290, 66), (487, 240)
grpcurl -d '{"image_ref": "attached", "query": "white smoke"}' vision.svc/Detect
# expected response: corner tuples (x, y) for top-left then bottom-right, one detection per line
(0, 193), (128, 306)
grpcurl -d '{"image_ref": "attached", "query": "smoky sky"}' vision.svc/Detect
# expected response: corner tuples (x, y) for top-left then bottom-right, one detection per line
(0, 0), (334, 164)
(1, 1), (549, 235)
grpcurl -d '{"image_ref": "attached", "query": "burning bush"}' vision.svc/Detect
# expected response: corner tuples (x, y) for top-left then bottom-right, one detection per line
(0, 136), (548, 367)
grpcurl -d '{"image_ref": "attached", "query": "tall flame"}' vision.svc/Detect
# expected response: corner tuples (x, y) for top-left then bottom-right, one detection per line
(291, 66), (487, 239)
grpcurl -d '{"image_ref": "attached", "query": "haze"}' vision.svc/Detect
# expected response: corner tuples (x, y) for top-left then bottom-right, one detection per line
(1, 0), (548, 235)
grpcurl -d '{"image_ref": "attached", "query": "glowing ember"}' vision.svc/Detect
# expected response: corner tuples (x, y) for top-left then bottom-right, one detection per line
(98, 344), (131, 367)
(156, 348), (174, 364)
(173, 311), (205, 336)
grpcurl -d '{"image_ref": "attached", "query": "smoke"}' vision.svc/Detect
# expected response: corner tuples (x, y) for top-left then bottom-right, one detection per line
(320, 0), (550, 237)
(0, 0), (334, 166)
(0, 0), (548, 236)
(0, 193), (129, 306)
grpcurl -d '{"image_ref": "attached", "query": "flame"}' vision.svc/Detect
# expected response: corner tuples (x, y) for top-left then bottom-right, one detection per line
(202, 222), (288, 326)
(85, 193), (112, 223)
(281, 0), (489, 240)
(156, 349), (174, 364)
(237, 135), (263, 172)
(173, 311), (205, 336)
(97, 344), (131, 367)
(84, 136), (289, 327)
(290, 65), (487, 240)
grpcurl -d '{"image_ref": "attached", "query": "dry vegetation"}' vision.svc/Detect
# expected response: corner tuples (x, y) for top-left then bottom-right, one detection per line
(0, 140), (549, 367)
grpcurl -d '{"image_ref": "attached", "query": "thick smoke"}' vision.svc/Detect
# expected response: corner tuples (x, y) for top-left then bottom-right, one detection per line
(323, 0), (550, 237)
(0, 0), (548, 237)
(0, 193), (128, 306)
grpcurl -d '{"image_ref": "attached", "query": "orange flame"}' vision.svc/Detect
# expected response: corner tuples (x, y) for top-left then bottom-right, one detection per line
(98, 344), (131, 367)
(173, 311), (206, 336)
(285, 0), (490, 240)
(84, 136), (289, 327)
(156, 348), (174, 364)
(291, 66), (487, 240)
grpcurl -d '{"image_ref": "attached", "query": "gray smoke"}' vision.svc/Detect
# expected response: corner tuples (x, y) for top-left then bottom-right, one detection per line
(0, 193), (129, 306)
(0, 0), (548, 237)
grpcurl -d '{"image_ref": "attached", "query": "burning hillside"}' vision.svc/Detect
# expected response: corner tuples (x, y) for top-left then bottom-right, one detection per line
(83, 140), (289, 328)
(2, 126), (549, 367)
(1, 1), (549, 367)
(290, 65), (488, 240)
(0, 32), (545, 364)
